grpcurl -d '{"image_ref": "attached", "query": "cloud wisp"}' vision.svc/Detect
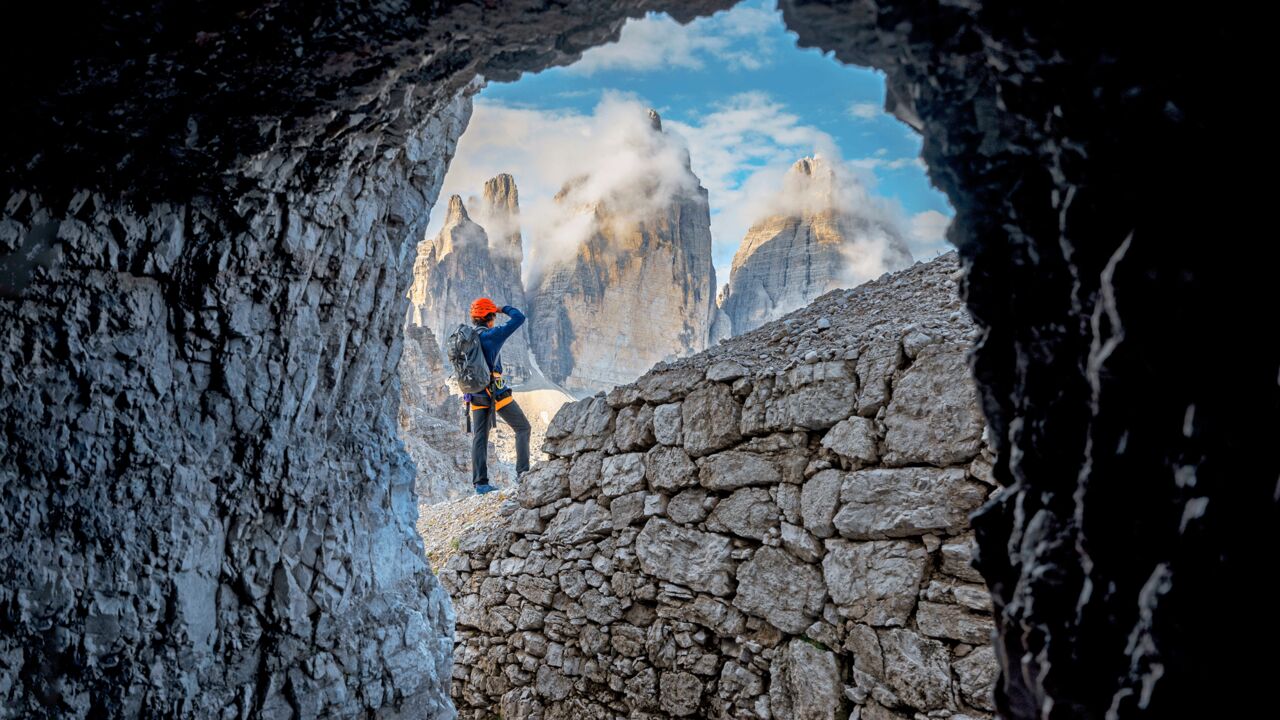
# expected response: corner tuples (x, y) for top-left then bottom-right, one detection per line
(430, 91), (952, 292)
(569, 5), (778, 75)
(432, 94), (703, 287)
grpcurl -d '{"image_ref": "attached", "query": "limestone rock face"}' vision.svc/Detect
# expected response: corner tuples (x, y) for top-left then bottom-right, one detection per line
(955, 645), (998, 712)
(407, 184), (537, 385)
(399, 324), (472, 503)
(823, 539), (929, 626)
(880, 629), (953, 709)
(0, 89), (476, 719)
(833, 467), (990, 539)
(733, 546), (827, 634)
(719, 157), (913, 336)
(636, 518), (735, 596)
(528, 111), (720, 396)
(476, 173), (523, 263)
(882, 343), (985, 466)
(705, 486), (778, 540)
(769, 639), (843, 720)
(438, 255), (999, 720)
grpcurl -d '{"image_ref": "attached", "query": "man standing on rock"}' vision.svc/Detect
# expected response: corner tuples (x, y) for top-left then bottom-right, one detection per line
(467, 297), (531, 494)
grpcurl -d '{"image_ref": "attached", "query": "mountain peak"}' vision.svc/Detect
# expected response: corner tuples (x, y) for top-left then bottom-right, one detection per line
(483, 174), (519, 211)
(721, 155), (913, 335)
(789, 155), (833, 178)
(427, 195), (487, 258)
(445, 194), (469, 225)
(648, 108), (662, 131)
(479, 174), (522, 259)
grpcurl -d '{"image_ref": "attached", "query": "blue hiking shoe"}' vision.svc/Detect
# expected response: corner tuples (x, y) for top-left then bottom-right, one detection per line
(475, 483), (498, 495)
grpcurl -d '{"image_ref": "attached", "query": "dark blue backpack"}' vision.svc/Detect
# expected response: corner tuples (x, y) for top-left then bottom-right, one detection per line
(446, 324), (491, 394)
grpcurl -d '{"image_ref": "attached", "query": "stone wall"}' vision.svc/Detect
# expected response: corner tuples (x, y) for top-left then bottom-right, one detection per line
(442, 255), (999, 719)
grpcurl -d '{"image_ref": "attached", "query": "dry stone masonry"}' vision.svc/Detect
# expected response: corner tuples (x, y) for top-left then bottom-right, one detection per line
(442, 255), (999, 719)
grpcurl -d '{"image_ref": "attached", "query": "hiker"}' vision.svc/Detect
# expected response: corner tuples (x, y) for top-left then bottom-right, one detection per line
(463, 297), (531, 494)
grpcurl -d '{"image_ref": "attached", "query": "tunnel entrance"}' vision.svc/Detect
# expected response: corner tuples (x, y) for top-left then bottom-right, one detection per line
(404, 6), (986, 717)
(402, 0), (954, 503)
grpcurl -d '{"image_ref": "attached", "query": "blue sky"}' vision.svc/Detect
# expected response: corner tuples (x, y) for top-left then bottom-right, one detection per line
(429, 0), (954, 286)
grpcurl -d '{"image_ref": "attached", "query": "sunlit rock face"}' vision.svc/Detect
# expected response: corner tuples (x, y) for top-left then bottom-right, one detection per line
(400, 323), (473, 503)
(720, 156), (912, 336)
(407, 178), (540, 386)
(476, 173), (524, 265)
(528, 111), (722, 397)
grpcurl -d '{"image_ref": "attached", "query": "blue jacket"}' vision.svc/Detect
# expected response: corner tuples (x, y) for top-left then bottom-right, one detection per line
(478, 305), (525, 375)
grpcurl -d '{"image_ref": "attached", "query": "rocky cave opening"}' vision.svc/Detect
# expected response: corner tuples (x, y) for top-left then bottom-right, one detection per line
(1, 1), (1273, 719)
(399, 1), (951, 507)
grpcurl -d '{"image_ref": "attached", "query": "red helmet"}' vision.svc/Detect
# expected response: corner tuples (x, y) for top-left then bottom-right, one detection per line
(470, 297), (499, 319)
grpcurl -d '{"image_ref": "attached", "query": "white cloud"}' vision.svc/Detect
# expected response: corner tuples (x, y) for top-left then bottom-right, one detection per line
(850, 156), (922, 171)
(664, 93), (904, 267)
(744, 155), (914, 288)
(907, 209), (952, 258)
(570, 5), (777, 75)
(431, 91), (944, 292)
(848, 102), (880, 120)
(663, 93), (837, 255)
(428, 94), (701, 286)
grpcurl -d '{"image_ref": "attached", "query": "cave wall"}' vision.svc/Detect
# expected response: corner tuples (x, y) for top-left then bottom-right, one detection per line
(2, 0), (1273, 718)
(775, 1), (1276, 717)
(0, 2), (731, 717)
(0, 82), (471, 720)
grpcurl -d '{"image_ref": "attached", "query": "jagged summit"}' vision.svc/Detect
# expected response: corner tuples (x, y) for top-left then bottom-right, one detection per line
(409, 178), (542, 386)
(482, 173), (519, 210)
(527, 108), (720, 396)
(476, 173), (522, 261)
(718, 155), (913, 336)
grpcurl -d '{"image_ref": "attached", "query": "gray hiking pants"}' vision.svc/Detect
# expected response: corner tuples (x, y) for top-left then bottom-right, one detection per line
(470, 399), (531, 486)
